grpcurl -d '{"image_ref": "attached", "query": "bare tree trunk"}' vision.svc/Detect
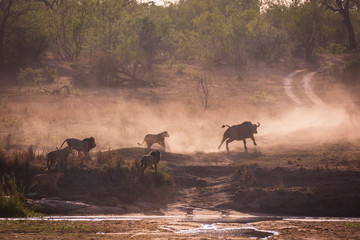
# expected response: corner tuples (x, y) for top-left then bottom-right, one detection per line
(343, 9), (356, 49)
(323, 0), (357, 49)
(0, 0), (13, 68)
(198, 77), (211, 109)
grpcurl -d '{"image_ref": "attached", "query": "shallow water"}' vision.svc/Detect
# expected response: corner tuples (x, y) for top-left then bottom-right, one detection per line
(0, 214), (277, 222)
(2, 214), (360, 239)
(2, 214), (360, 222)
(177, 224), (278, 239)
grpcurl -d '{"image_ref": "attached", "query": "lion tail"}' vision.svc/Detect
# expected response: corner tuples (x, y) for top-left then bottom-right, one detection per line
(59, 139), (68, 149)
(138, 139), (145, 146)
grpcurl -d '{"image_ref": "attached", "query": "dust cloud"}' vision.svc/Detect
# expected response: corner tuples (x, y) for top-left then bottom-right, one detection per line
(5, 89), (359, 154)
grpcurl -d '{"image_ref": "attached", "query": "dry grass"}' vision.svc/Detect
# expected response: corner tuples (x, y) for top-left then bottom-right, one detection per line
(0, 146), (37, 172)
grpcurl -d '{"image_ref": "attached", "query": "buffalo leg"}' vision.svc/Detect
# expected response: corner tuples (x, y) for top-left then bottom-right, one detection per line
(251, 136), (257, 146)
(226, 139), (234, 152)
(243, 139), (248, 150)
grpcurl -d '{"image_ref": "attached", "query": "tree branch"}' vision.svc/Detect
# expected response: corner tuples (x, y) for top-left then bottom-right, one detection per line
(35, 0), (59, 10)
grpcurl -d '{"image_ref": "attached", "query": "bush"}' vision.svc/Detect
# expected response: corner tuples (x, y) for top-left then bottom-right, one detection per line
(93, 55), (120, 85)
(175, 64), (186, 74)
(0, 173), (34, 217)
(154, 168), (174, 186)
(44, 67), (57, 83)
(17, 67), (42, 86)
(70, 62), (92, 87)
(327, 43), (345, 56)
(343, 59), (360, 84)
(142, 167), (174, 186)
(250, 90), (275, 104)
(0, 148), (34, 173)
(318, 43), (346, 57)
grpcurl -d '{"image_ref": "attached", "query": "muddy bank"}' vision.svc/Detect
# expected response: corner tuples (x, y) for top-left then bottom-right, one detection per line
(227, 167), (360, 217)
(20, 146), (360, 218)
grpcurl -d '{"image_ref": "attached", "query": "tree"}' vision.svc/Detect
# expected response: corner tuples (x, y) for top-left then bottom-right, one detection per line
(138, 16), (158, 70)
(323, 0), (357, 49)
(0, 0), (50, 69)
(48, 1), (93, 60)
(0, 0), (14, 67)
(289, 1), (326, 60)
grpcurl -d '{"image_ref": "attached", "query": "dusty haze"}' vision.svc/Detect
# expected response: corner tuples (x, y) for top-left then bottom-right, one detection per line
(1, 64), (359, 155)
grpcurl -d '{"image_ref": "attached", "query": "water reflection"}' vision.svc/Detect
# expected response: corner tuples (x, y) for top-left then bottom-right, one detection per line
(177, 224), (278, 239)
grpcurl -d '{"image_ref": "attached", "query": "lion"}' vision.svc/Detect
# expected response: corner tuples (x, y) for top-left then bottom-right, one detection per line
(29, 171), (64, 192)
(140, 150), (161, 176)
(46, 146), (71, 172)
(59, 137), (96, 160)
(138, 131), (169, 150)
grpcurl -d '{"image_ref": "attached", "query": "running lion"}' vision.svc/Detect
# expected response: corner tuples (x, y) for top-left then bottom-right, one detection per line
(29, 171), (64, 192)
(138, 131), (169, 151)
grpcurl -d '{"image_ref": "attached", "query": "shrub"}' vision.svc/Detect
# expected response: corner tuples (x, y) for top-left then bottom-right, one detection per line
(70, 62), (91, 87)
(0, 173), (35, 217)
(154, 168), (174, 186)
(44, 67), (57, 83)
(17, 67), (42, 86)
(6, 134), (12, 149)
(175, 64), (186, 74)
(141, 166), (174, 187)
(93, 56), (119, 85)
(327, 43), (345, 56)
(0, 150), (7, 168)
(342, 59), (360, 84)
(318, 43), (346, 57)
(250, 90), (275, 104)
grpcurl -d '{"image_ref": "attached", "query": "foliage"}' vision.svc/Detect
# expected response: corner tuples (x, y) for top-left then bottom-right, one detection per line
(0, 173), (34, 217)
(0, 0), (50, 69)
(0, 0), (358, 75)
(17, 67), (42, 86)
(250, 90), (275, 104)
(342, 59), (360, 83)
(142, 167), (174, 186)
(70, 62), (92, 87)
(175, 63), (186, 74)
(327, 43), (346, 55)
(49, 0), (92, 60)
(44, 67), (57, 83)
(318, 43), (346, 57)
(0, 147), (34, 173)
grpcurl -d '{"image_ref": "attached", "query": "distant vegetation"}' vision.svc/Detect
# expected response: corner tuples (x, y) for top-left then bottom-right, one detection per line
(0, 0), (359, 85)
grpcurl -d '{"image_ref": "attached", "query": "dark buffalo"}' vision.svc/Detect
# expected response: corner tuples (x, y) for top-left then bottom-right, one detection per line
(218, 121), (260, 152)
